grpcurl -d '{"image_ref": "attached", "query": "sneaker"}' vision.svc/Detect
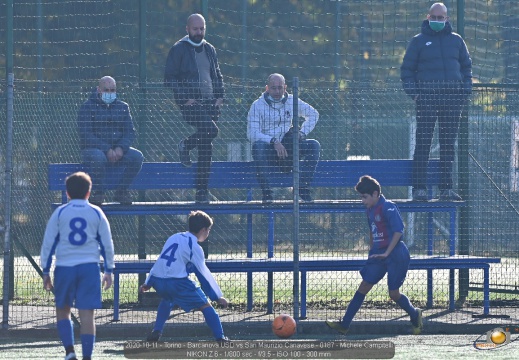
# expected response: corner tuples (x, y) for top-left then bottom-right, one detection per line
(439, 189), (462, 201)
(114, 189), (133, 205)
(325, 320), (349, 335)
(65, 353), (78, 360)
(216, 336), (231, 346)
(178, 140), (192, 167)
(299, 188), (313, 202)
(411, 309), (423, 335)
(89, 191), (105, 206)
(146, 329), (162, 342)
(262, 190), (273, 204)
(412, 188), (428, 201)
(196, 190), (219, 203)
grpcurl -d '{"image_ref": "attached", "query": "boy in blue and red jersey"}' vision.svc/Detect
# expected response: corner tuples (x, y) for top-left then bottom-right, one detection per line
(326, 175), (423, 335)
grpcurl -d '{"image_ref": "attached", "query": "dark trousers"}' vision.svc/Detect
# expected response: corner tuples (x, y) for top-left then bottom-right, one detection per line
(413, 94), (464, 190)
(180, 102), (219, 191)
(251, 139), (321, 193)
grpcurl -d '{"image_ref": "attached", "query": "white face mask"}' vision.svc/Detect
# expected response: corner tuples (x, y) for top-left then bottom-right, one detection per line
(101, 92), (116, 104)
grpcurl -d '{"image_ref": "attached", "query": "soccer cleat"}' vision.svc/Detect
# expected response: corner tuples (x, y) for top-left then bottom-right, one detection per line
(216, 336), (231, 346)
(146, 330), (162, 342)
(114, 189), (133, 205)
(325, 320), (349, 335)
(411, 309), (423, 335)
(178, 140), (192, 167)
(439, 189), (462, 201)
(412, 188), (428, 201)
(64, 352), (78, 360)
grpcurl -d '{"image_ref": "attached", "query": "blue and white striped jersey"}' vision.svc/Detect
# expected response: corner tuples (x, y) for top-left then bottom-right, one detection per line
(145, 231), (223, 300)
(40, 199), (115, 275)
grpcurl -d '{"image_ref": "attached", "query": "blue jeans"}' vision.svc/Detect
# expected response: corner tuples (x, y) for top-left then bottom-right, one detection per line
(251, 139), (320, 193)
(81, 147), (144, 191)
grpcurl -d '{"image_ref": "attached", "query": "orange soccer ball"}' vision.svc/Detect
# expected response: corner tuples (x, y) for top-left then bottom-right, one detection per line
(272, 314), (297, 338)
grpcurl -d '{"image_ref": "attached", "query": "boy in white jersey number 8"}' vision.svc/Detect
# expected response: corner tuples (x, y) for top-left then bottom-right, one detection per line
(40, 172), (115, 360)
(140, 210), (230, 344)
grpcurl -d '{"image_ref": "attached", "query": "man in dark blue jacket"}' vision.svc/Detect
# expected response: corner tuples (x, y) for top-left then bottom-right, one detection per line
(78, 76), (144, 205)
(164, 13), (224, 203)
(401, 2), (472, 201)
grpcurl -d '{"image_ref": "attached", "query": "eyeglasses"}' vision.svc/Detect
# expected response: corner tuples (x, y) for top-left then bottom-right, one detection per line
(429, 15), (446, 21)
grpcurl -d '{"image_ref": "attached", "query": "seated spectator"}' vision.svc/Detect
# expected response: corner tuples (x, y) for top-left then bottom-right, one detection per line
(247, 73), (320, 203)
(77, 76), (144, 205)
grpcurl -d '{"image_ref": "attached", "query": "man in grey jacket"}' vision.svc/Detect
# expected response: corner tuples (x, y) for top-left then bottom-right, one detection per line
(164, 13), (224, 203)
(401, 2), (472, 201)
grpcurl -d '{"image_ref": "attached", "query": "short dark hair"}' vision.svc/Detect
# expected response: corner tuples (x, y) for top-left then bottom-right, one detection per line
(66, 172), (92, 199)
(188, 210), (213, 234)
(355, 175), (381, 196)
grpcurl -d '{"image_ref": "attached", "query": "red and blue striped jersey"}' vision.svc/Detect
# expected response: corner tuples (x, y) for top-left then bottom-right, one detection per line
(366, 195), (405, 251)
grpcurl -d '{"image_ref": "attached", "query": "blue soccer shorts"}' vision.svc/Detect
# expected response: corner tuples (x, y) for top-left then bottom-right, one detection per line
(53, 262), (101, 309)
(360, 241), (410, 290)
(148, 276), (209, 312)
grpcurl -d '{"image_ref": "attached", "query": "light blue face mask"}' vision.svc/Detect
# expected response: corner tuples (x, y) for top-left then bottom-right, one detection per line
(101, 92), (116, 104)
(429, 20), (446, 32)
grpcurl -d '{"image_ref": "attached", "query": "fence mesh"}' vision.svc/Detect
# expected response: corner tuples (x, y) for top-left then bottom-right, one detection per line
(1, 0), (519, 332)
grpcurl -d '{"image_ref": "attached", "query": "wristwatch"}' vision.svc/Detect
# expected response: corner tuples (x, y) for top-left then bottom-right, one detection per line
(270, 137), (279, 145)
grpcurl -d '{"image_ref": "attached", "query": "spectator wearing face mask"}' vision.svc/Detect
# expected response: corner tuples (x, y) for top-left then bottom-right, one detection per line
(77, 75), (144, 205)
(400, 2), (472, 201)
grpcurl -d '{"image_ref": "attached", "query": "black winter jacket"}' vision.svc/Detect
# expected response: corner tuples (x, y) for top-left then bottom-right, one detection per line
(164, 36), (224, 107)
(400, 20), (472, 98)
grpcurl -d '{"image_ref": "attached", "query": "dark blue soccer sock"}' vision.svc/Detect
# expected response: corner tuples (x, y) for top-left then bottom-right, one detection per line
(396, 294), (418, 318)
(80, 334), (95, 358)
(201, 306), (224, 339)
(153, 300), (172, 332)
(342, 291), (366, 328)
(57, 319), (74, 351)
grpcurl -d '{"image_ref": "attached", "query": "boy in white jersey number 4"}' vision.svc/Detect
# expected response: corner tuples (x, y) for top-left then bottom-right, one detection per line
(140, 210), (230, 344)
(40, 172), (115, 360)
(326, 175), (423, 335)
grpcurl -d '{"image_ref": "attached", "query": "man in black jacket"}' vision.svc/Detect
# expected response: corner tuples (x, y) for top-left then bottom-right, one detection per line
(401, 2), (472, 201)
(164, 13), (224, 203)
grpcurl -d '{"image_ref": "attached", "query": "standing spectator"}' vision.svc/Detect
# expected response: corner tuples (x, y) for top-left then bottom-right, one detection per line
(40, 172), (115, 360)
(77, 76), (144, 205)
(164, 13), (224, 203)
(326, 175), (423, 335)
(247, 73), (320, 203)
(401, 2), (472, 201)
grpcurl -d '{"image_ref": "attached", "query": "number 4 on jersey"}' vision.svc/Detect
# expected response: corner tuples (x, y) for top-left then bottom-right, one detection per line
(160, 243), (179, 266)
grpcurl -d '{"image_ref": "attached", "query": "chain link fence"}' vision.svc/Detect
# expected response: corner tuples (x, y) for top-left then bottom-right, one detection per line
(1, 0), (519, 330)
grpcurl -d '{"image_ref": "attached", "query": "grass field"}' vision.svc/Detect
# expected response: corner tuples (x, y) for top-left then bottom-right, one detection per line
(0, 333), (517, 359)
